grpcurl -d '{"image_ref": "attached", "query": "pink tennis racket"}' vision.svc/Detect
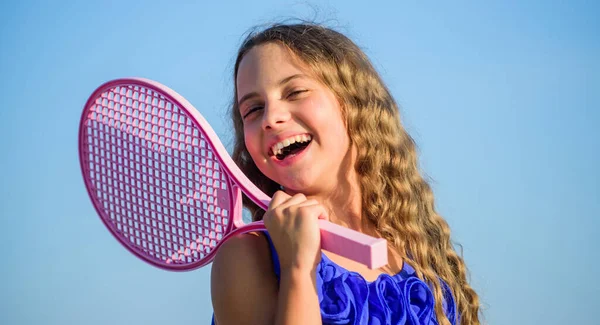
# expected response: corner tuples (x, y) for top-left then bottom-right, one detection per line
(79, 78), (388, 271)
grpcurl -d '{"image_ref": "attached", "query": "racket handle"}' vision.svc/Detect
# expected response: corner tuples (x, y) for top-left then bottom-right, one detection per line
(318, 220), (388, 269)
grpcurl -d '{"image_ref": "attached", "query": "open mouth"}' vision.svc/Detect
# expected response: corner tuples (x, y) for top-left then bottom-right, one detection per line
(275, 140), (311, 160)
(269, 136), (312, 161)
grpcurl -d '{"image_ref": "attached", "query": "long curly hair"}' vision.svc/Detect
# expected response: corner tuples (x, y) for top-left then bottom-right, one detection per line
(229, 23), (481, 325)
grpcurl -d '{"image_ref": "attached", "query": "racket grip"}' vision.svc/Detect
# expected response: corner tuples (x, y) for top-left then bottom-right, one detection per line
(318, 220), (388, 269)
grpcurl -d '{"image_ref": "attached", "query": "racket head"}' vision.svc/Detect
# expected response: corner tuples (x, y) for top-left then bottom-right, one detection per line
(79, 78), (243, 271)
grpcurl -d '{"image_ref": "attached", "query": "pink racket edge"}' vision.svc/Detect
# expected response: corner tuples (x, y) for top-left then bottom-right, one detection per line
(78, 77), (242, 271)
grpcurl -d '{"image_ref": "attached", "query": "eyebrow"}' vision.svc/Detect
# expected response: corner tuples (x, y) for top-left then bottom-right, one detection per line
(237, 74), (306, 108)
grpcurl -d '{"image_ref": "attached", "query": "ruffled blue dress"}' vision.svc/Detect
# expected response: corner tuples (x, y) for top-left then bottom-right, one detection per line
(212, 232), (458, 325)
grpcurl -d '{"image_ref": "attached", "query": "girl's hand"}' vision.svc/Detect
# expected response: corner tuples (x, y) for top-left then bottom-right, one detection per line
(263, 190), (328, 273)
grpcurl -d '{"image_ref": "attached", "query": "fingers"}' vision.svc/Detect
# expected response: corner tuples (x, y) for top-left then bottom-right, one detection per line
(269, 190), (291, 210)
(269, 191), (318, 210)
(265, 191), (325, 225)
(292, 204), (328, 225)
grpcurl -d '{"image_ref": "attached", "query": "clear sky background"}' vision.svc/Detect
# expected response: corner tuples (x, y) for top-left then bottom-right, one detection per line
(1, 1), (598, 324)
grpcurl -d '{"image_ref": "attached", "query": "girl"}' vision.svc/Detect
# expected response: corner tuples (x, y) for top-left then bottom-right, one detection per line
(211, 23), (481, 325)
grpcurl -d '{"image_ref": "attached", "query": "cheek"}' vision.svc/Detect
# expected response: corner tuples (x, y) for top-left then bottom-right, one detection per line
(243, 127), (262, 160)
(313, 97), (347, 141)
(243, 128), (255, 152)
(326, 112), (351, 152)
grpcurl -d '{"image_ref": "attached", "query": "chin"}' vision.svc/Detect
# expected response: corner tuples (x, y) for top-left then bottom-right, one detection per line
(283, 180), (327, 196)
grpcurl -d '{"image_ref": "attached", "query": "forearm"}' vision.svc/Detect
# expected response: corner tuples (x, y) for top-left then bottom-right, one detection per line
(275, 267), (321, 325)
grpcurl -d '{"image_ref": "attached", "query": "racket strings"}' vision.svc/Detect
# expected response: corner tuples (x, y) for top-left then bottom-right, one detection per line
(82, 84), (230, 266)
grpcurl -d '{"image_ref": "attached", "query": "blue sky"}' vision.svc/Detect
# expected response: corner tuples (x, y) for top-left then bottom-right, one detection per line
(1, 1), (598, 324)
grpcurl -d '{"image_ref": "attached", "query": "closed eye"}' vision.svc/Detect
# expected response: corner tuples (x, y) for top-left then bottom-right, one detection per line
(242, 105), (263, 119)
(287, 89), (308, 99)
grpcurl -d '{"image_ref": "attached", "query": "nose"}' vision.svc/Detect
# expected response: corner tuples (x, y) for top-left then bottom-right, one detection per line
(261, 102), (291, 130)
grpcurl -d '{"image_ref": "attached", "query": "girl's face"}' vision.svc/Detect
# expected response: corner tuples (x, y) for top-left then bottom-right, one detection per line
(236, 43), (353, 195)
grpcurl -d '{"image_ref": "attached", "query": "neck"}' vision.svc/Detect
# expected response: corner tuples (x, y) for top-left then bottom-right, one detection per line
(322, 170), (363, 230)
(285, 164), (376, 237)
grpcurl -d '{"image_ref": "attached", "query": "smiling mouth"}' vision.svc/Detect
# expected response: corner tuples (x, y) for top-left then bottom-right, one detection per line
(269, 138), (312, 161)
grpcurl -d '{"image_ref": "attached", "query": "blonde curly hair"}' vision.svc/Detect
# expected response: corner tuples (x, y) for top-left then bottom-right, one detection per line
(229, 23), (481, 325)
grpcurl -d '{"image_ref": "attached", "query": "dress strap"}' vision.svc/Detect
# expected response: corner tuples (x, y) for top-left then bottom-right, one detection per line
(262, 231), (281, 280)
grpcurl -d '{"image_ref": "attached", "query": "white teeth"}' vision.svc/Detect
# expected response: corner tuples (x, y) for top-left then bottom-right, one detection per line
(271, 134), (312, 156)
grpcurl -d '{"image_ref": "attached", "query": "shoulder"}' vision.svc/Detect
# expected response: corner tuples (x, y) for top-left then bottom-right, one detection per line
(211, 232), (278, 324)
(211, 232), (276, 281)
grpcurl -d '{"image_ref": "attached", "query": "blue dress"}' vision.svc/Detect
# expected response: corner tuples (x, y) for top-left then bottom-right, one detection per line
(212, 232), (458, 325)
